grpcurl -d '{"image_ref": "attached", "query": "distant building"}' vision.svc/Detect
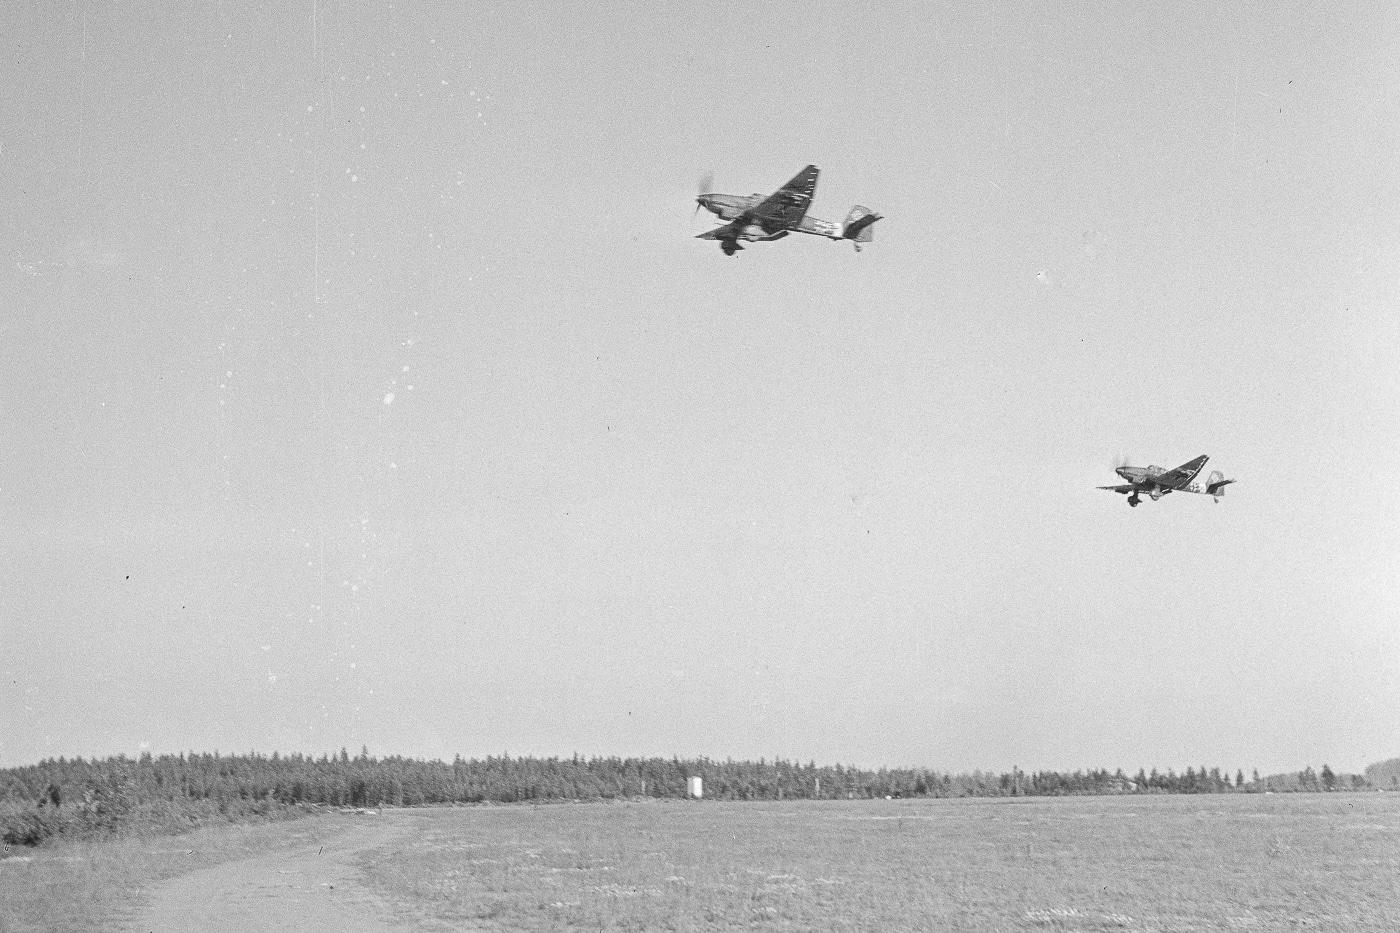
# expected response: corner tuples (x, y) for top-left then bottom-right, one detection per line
(687, 776), (703, 799)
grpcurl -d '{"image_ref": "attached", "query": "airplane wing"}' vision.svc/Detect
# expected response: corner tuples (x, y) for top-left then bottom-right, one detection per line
(695, 220), (743, 240)
(750, 165), (819, 229)
(1098, 485), (1137, 495)
(1155, 455), (1209, 490)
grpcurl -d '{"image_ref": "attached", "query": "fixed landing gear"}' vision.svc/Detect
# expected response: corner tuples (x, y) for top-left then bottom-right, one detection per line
(721, 240), (741, 256)
(1127, 494), (1140, 507)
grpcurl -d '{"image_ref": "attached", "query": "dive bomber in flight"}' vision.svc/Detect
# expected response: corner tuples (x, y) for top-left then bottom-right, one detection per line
(1100, 455), (1236, 507)
(695, 165), (881, 256)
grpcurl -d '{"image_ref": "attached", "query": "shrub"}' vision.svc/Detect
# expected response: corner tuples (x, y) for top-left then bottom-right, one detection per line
(1, 806), (65, 846)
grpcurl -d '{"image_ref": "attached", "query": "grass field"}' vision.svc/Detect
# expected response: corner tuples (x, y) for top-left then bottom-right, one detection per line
(0, 813), (344, 933)
(360, 794), (1400, 932)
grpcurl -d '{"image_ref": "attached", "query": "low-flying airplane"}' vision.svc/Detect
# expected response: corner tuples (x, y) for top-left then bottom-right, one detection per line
(694, 165), (882, 256)
(1099, 454), (1236, 507)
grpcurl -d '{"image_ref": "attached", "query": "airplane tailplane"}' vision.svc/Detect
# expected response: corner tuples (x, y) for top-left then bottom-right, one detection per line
(1204, 470), (1235, 501)
(842, 206), (881, 249)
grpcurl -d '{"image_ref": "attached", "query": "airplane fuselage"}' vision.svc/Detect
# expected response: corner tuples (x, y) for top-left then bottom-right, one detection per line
(697, 193), (843, 242)
(1113, 466), (1218, 498)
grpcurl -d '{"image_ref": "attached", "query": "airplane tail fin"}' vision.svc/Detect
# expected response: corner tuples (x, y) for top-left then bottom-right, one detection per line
(1204, 470), (1235, 501)
(841, 206), (881, 250)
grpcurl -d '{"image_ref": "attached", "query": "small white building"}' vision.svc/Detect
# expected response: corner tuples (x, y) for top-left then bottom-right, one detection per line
(687, 776), (703, 799)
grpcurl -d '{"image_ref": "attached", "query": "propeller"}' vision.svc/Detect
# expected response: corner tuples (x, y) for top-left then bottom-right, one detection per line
(694, 171), (715, 219)
(1112, 453), (1133, 471)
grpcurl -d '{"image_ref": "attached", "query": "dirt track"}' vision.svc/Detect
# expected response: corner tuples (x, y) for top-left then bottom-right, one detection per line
(123, 813), (415, 933)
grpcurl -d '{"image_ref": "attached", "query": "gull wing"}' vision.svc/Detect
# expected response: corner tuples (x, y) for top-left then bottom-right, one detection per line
(1155, 455), (1209, 490)
(751, 165), (819, 229)
(1098, 484), (1137, 495)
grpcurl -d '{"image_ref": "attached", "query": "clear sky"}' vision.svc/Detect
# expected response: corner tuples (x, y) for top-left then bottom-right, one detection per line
(2, 2), (1397, 775)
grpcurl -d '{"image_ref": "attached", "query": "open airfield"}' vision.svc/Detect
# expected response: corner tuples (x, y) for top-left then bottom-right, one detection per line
(3, 793), (1398, 932)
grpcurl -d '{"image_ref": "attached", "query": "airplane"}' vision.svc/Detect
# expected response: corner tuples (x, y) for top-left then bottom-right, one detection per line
(1099, 454), (1236, 507)
(694, 165), (882, 256)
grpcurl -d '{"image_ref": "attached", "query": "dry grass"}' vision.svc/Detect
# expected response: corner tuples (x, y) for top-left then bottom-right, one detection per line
(360, 794), (1400, 932)
(0, 812), (344, 933)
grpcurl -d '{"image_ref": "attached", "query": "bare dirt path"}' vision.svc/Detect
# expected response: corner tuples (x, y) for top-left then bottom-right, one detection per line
(122, 812), (418, 933)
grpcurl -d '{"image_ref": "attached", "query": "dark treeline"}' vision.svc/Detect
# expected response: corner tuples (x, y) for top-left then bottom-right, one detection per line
(0, 750), (1374, 846)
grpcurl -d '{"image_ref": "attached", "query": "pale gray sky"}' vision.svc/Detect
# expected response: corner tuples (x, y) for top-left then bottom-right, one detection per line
(2, 2), (1397, 775)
